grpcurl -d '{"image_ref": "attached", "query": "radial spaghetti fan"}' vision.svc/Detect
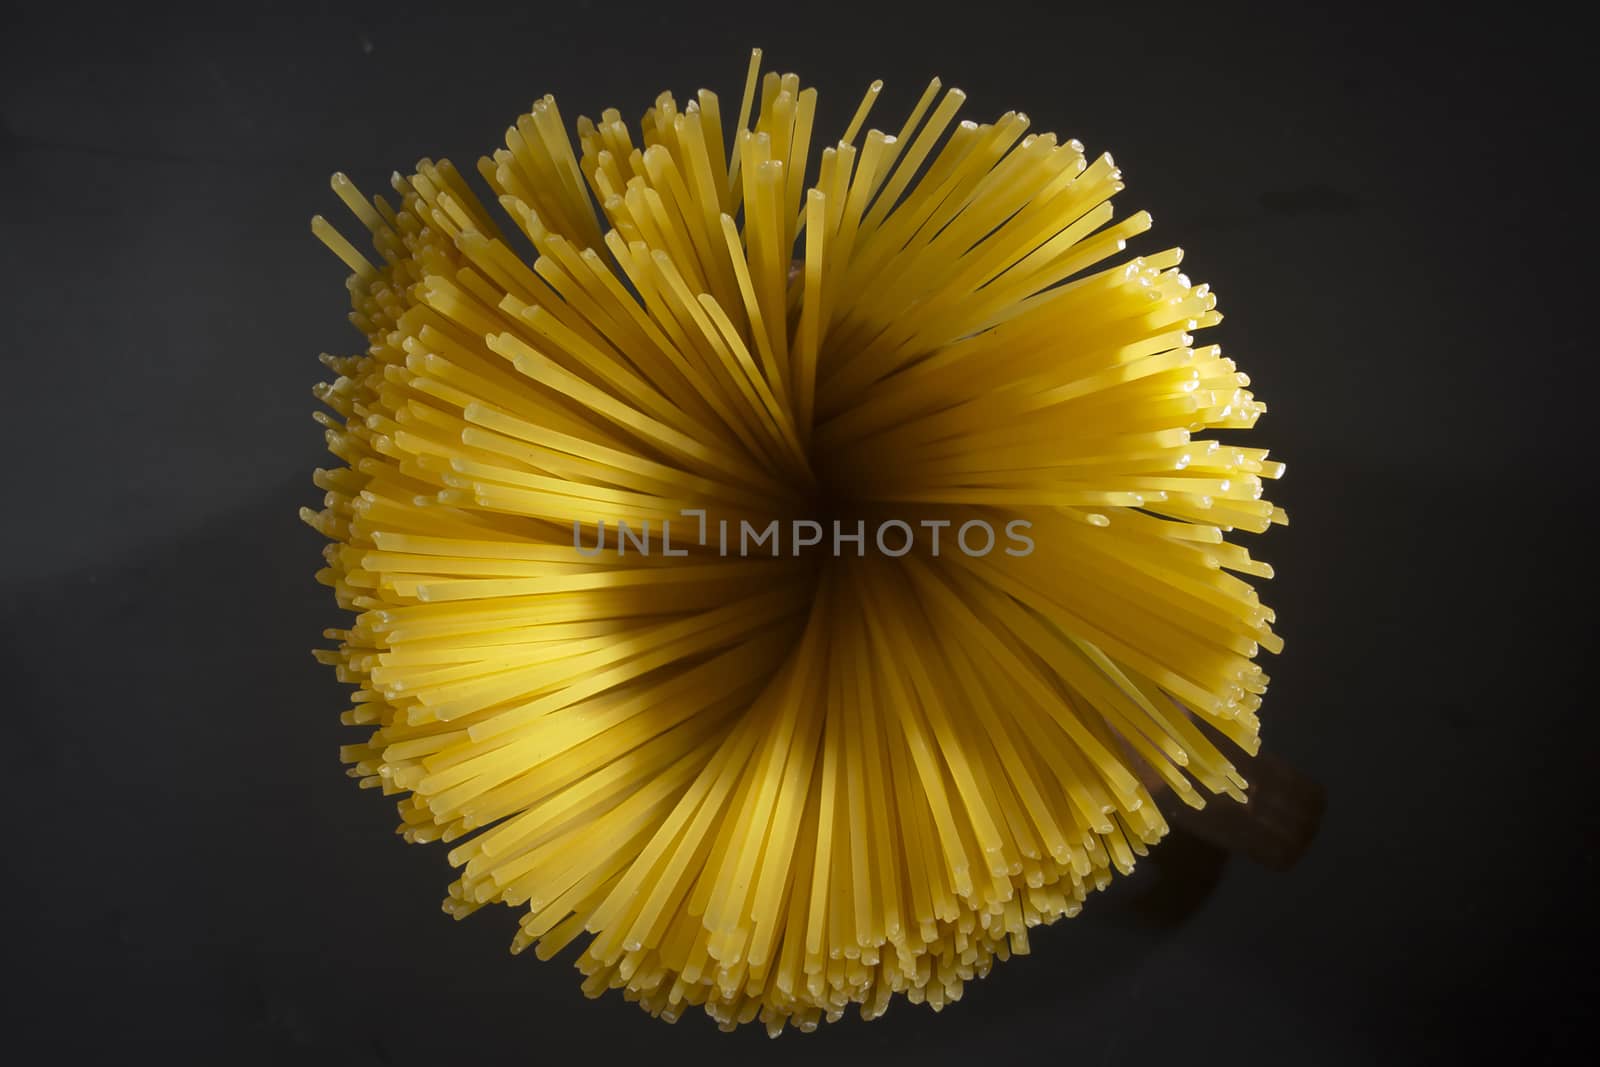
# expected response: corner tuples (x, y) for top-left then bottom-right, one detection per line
(305, 49), (1285, 1035)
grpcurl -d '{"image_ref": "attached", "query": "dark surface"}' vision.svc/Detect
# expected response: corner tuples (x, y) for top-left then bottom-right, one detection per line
(1, 4), (1589, 1062)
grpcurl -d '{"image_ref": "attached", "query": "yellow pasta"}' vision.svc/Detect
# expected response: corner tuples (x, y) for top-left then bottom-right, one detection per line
(306, 48), (1284, 1035)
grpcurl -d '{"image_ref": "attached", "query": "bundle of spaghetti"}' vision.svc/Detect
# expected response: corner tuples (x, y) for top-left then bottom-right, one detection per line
(306, 49), (1284, 1035)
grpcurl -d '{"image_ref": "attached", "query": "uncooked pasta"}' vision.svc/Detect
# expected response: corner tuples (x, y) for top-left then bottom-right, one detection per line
(305, 49), (1284, 1035)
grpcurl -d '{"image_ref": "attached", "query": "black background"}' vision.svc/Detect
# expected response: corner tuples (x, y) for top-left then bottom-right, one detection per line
(2, 3), (1590, 1062)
